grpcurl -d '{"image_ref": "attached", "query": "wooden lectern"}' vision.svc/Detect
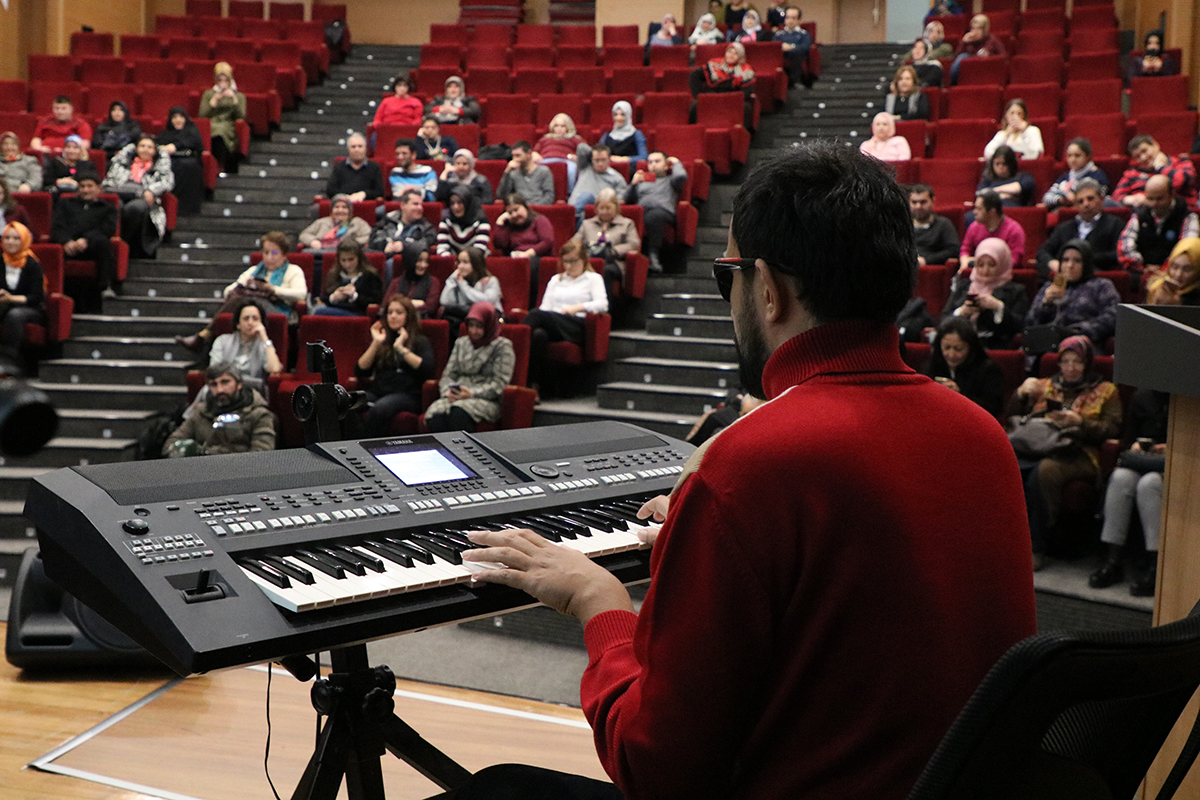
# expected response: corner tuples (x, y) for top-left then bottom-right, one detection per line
(1114, 304), (1200, 797)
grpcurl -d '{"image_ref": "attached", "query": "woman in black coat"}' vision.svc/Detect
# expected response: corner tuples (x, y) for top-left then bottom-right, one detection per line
(0, 222), (46, 366)
(156, 107), (205, 215)
(923, 316), (1006, 418)
(941, 236), (1030, 349)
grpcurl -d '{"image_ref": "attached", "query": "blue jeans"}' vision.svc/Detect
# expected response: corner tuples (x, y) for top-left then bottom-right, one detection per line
(312, 305), (358, 317)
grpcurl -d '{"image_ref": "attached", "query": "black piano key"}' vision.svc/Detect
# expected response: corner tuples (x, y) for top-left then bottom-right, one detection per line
(261, 554), (315, 585)
(408, 533), (464, 564)
(239, 558), (291, 589)
(558, 509), (615, 533)
(361, 540), (415, 569)
(422, 530), (473, 554)
(333, 545), (385, 573)
(596, 503), (644, 525)
(509, 517), (563, 542)
(436, 529), (478, 547)
(383, 537), (436, 565)
(318, 547), (368, 576)
(579, 507), (630, 530)
(294, 549), (347, 579)
(536, 514), (586, 539)
(546, 512), (600, 536)
(608, 498), (648, 515)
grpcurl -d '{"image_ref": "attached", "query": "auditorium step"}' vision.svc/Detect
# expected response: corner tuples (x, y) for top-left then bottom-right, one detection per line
(658, 293), (727, 317)
(63, 336), (196, 363)
(646, 313), (733, 339)
(2, 436), (138, 468)
(122, 277), (228, 299)
(597, 382), (728, 416)
(71, 315), (210, 338)
(56, 409), (160, 441)
(103, 296), (221, 320)
(30, 381), (188, 413)
(534, 399), (692, 439)
(608, 331), (736, 362)
(39, 358), (193, 389)
(608, 357), (739, 390)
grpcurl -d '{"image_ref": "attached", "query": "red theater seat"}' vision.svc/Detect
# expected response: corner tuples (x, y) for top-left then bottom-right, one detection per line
(946, 86), (1002, 120)
(561, 67), (606, 94)
(957, 56), (1008, 86)
(1063, 78), (1122, 116)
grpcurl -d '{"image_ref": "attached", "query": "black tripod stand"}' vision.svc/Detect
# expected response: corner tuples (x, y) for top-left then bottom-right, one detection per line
(286, 342), (472, 800)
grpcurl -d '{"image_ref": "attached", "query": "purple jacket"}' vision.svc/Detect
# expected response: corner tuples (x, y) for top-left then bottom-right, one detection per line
(1025, 275), (1121, 344)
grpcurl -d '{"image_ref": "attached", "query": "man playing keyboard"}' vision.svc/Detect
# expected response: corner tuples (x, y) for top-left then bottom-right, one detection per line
(461, 142), (1038, 799)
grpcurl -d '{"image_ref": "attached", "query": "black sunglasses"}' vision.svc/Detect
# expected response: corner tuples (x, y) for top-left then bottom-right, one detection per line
(712, 257), (758, 302)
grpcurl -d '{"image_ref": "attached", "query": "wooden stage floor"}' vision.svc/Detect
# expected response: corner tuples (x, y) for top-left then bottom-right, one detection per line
(0, 623), (609, 800)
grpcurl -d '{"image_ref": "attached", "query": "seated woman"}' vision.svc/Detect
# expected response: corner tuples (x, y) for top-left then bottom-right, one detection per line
(923, 20), (954, 60)
(435, 149), (494, 207)
(436, 187), (491, 257)
(648, 14), (684, 47)
(42, 135), (90, 196)
(424, 301), (515, 433)
(533, 114), (585, 189)
(689, 42), (756, 128)
(354, 293), (435, 436)
(424, 76), (481, 126)
(950, 14), (1006, 84)
(383, 243), (441, 317)
(1127, 29), (1177, 82)
(492, 193), (554, 305)
(205, 297), (283, 398)
(0, 222), (46, 366)
(859, 112), (911, 162)
(885, 65), (931, 120)
(724, 0), (752, 29)
(905, 40), (945, 89)
(1010, 336), (1122, 570)
(598, 101), (648, 165)
(0, 184), (33, 235)
(101, 136), (174, 259)
(923, 317), (1005, 417)
(1146, 237), (1200, 306)
(156, 107), (205, 216)
(373, 75), (424, 129)
(440, 246), (502, 331)
(1025, 239), (1121, 347)
(298, 194), (371, 252)
(524, 239), (608, 393)
(1042, 138), (1111, 211)
(977, 144), (1036, 206)
(728, 9), (767, 43)
(942, 237), (1029, 349)
(575, 187), (641, 292)
(91, 101), (141, 160)
(313, 240), (382, 317)
(199, 62), (246, 171)
(984, 99), (1044, 161)
(689, 13), (725, 48)
(0, 132), (41, 195)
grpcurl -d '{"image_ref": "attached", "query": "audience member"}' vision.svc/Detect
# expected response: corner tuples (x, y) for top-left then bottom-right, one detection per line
(533, 114), (586, 189)
(413, 117), (459, 162)
(942, 237), (1028, 349)
(926, 0), (964, 24)
(354, 293), (434, 436)
(0, 185), (33, 235)
(42, 135), (90, 196)
(723, 0), (753, 29)
(91, 101), (142, 159)
(313, 239), (382, 317)
(689, 13), (725, 47)
(906, 39), (944, 88)
(950, 14), (1005, 84)
(908, 183), (959, 266)
(373, 75), (424, 129)
(370, 188), (437, 263)
(1010, 336), (1121, 571)
(320, 133), (385, 203)
(569, 143), (629, 227)
(497, 141), (554, 205)
(729, 9), (767, 42)
(1037, 178), (1122, 278)
(774, 7), (813, 86)
(298, 194), (371, 252)
(859, 112), (911, 162)
(648, 14), (684, 47)
(575, 187), (641, 290)
(156, 107), (205, 215)
(525, 238), (608, 394)
(1042, 138), (1110, 211)
(764, 0), (787, 29)
(961, 190), (1026, 267)
(984, 99), (1044, 161)
(690, 43), (756, 128)
(204, 297), (283, 396)
(626, 151), (687, 273)
(923, 20), (953, 59)
(425, 76), (481, 126)
(30, 96), (92, 154)
(707, 0), (726, 24)
(492, 193), (553, 301)
(436, 186), (491, 257)
(435, 149), (494, 206)
(224, 231), (307, 324)
(1025, 239), (1120, 346)
(1146, 237), (1200, 306)
(1117, 174), (1199, 274)
(1127, 30), (1177, 81)
(599, 102), (648, 165)
(424, 301), (515, 433)
(388, 139), (437, 201)
(0, 132), (41, 194)
(102, 136), (174, 259)
(1112, 134), (1197, 207)
(977, 144), (1035, 206)
(50, 168), (119, 298)
(383, 243), (441, 317)
(923, 317), (1005, 417)
(885, 66), (930, 120)
(199, 62), (246, 171)
(163, 363), (276, 456)
(440, 247), (502, 330)
(0, 222), (46, 366)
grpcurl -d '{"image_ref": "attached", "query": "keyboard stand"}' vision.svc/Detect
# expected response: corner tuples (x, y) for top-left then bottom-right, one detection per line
(291, 644), (472, 800)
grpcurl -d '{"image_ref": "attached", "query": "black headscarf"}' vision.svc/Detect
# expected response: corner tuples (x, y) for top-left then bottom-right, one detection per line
(446, 186), (485, 226)
(156, 107), (204, 160)
(395, 241), (431, 297)
(1058, 238), (1096, 283)
(92, 101), (142, 155)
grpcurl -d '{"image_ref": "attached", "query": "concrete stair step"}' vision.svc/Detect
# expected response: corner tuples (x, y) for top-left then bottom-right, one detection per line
(646, 313), (733, 339)
(30, 381), (188, 413)
(103, 296), (221, 320)
(70, 315), (211, 338)
(126, 258), (250, 280)
(645, 275), (719, 295)
(55, 408), (160, 440)
(608, 331), (736, 361)
(213, 187), (323, 204)
(658, 292), (727, 317)
(4, 436), (138, 468)
(63, 336), (197, 362)
(217, 174), (324, 192)
(597, 381), (728, 416)
(39, 358), (192, 388)
(609, 356), (739, 390)
(694, 226), (728, 244)
(533, 398), (694, 439)
(279, 119), (368, 135)
(122, 277), (228, 299)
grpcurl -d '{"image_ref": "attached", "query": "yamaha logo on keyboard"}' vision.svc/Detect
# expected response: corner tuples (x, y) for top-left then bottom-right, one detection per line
(382, 439), (415, 446)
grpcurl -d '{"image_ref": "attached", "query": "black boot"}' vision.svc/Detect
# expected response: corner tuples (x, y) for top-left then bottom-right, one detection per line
(1088, 544), (1124, 589)
(1130, 563), (1157, 597)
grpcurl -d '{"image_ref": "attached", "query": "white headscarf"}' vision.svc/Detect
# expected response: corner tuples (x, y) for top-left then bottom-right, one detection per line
(608, 101), (637, 142)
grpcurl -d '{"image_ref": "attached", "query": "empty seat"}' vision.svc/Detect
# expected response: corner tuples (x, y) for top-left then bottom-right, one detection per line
(241, 18), (285, 41)
(1019, 8), (1067, 31)
(482, 93), (533, 126)
(166, 38), (212, 61)
(609, 67), (656, 94)
(1063, 79), (1122, 116)
(197, 15), (241, 39)
(512, 68), (560, 96)
(696, 93), (751, 173)
(213, 37), (257, 64)
(468, 23), (517, 45)
(464, 45), (510, 70)
(556, 45), (598, 68)
(484, 123), (536, 146)
(561, 67), (606, 94)
(657, 67), (692, 93)
(649, 46), (690, 71)
(1068, 28), (1119, 55)
(511, 45), (555, 70)
(641, 92), (691, 127)
(0, 82), (27, 113)
(1060, 113), (1131, 158)
(601, 46), (645, 68)
(602, 25), (639, 46)
(79, 57), (128, 85)
(429, 24), (460, 44)
(1004, 84), (1060, 119)
(466, 67), (513, 95)
(1070, 5), (1118, 29)
(270, 1), (306, 20)
(1009, 54), (1064, 85)
(946, 86), (1002, 120)
(187, 0), (222, 14)
(1129, 75), (1190, 119)
(1005, 206), (1049, 264)
(933, 118), (996, 158)
(130, 59), (179, 85)
(1135, 112), (1198, 156)
(119, 35), (164, 60)
(957, 56), (1008, 86)
(1065, 52), (1121, 81)
(895, 120), (929, 159)
(918, 158), (981, 205)
(229, 0), (266, 16)
(155, 15), (196, 37)
(516, 24), (555, 46)
(555, 25), (596, 46)
(27, 55), (75, 83)
(71, 31), (115, 57)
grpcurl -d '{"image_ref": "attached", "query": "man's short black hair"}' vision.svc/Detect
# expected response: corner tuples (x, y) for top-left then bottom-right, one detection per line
(730, 141), (916, 325)
(591, 143), (611, 156)
(977, 190), (1003, 215)
(397, 187), (423, 204)
(512, 140), (532, 152)
(1127, 134), (1156, 154)
(53, 95), (72, 105)
(394, 138), (416, 151)
(908, 183), (934, 198)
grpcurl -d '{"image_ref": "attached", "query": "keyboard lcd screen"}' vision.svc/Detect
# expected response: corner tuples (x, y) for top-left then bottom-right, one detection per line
(373, 448), (472, 486)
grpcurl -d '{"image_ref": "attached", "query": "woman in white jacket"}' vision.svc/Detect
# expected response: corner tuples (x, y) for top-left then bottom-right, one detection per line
(983, 99), (1044, 161)
(523, 239), (608, 391)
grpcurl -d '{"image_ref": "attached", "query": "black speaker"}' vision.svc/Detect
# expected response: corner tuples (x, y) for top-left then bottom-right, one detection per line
(5, 548), (161, 670)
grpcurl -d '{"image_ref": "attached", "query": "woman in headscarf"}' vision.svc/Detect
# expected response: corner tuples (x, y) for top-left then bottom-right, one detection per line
(859, 112), (911, 162)
(424, 301), (515, 432)
(976, 144), (1036, 206)
(906, 38), (945, 88)
(922, 316), (1005, 417)
(435, 148), (494, 206)
(155, 107), (205, 215)
(942, 237), (1029, 349)
(101, 135), (174, 259)
(435, 186), (491, 257)
(297, 193), (371, 252)
(689, 42), (757, 127)
(313, 239), (382, 317)
(383, 243), (441, 317)
(923, 20), (953, 59)
(354, 293), (435, 436)
(0, 183), (33, 236)
(884, 65), (931, 121)
(950, 14), (1006, 84)
(533, 113), (586, 190)
(1146, 237), (1200, 306)
(1010, 335), (1122, 571)
(598, 101), (648, 164)
(1042, 138), (1111, 211)
(42, 134), (89, 196)
(91, 101), (142, 160)
(728, 9), (768, 42)
(440, 246), (502, 331)
(0, 132), (41, 195)
(1025, 239), (1121, 346)
(689, 13), (725, 47)
(0, 222), (46, 364)
(648, 13), (684, 47)
(199, 62), (246, 171)
(424, 76), (482, 125)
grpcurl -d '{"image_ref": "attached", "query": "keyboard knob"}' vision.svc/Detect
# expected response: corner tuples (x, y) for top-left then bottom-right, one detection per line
(529, 464), (559, 478)
(122, 519), (150, 535)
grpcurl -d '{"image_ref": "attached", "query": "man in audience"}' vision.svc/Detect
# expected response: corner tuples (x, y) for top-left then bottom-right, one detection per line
(497, 141), (555, 205)
(626, 151), (688, 273)
(413, 116), (458, 162)
(908, 183), (959, 266)
(570, 143), (628, 229)
(162, 364), (276, 456)
(369, 187), (437, 256)
(29, 96), (93, 154)
(317, 133), (384, 204)
(50, 168), (119, 299)
(1112, 134), (1197, 207)
(961, 190), (1026, 267)
(1117, 174), (1200, 274)
(388, 138), (437, 201)
(773, 7), (813, 87)
(1036, 178), (1123, 278)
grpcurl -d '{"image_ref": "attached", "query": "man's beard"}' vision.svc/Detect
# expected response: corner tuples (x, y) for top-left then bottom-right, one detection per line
(208, 389), (242, 413)
(734, 298), (770, 400)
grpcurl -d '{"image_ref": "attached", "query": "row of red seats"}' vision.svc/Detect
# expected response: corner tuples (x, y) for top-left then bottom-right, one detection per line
(415, 63), (714, 98)
(419, 40), (780, 72)
(917, 260), (1139, 317)
(14, 189), (178, 249)
(920, 75), (1187, 123)
(179, 0), (346, 22)
(425, 21), (818, 47)
(947, 52), (1125, 88)
(152, 15), (330, 80)
(926, 0), (1114, 41)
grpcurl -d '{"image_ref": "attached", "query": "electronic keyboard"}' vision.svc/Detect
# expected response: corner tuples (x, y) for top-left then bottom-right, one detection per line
(25, 421), (692, 675)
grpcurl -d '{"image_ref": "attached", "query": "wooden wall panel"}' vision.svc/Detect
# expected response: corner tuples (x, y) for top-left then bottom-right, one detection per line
(48, 0), (146, 55)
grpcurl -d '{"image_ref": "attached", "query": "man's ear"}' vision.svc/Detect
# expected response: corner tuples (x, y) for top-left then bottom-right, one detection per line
(754, 259), (787, 324)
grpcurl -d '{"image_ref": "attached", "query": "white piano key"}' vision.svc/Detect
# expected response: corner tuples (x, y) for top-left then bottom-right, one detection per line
(240, 568), (330, 612)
